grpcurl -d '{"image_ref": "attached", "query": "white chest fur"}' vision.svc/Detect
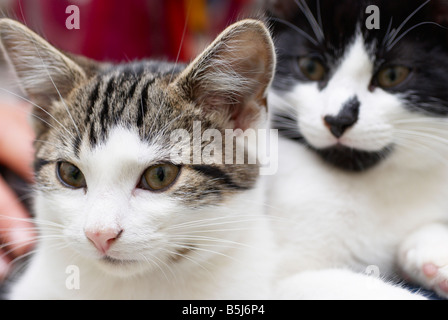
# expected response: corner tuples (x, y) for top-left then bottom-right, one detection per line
(267, 137), (448, 279)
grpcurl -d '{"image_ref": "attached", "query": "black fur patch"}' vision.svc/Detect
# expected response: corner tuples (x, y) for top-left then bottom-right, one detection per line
(313, 144), (393, 172)
(191, 165), (248, 191)
(34, 158), (51, 174)
(269, 0), (448, 171)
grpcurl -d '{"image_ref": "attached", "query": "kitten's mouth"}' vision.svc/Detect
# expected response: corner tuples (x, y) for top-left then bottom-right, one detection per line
(312, 144), (393, 172)
(93, 255), (148, 277)
(101, 256), (137, 266)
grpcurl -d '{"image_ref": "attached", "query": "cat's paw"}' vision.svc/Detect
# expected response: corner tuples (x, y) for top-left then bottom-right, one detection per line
(398, 224), (448, 298)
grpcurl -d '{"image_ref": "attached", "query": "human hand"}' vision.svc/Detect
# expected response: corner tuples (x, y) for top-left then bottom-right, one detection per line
(0, 101), (35, 281)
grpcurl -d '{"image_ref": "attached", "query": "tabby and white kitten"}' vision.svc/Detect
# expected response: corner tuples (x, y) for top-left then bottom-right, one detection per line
(0, 18), (278, 299)
(266, 0), (448, 298)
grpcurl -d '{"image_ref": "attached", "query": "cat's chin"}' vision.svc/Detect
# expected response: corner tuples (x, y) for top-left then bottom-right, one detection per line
(312, 144), (393, 172)
(92, 256), (150, 277)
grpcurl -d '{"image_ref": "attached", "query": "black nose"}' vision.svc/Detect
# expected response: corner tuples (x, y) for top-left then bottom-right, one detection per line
(324, 97), (360, 138)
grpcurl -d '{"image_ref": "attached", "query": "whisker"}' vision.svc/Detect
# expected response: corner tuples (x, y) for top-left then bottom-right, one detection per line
(172, 242), (239, 265)
(153, 2), (192, 138)
(8, 241), (69, 268)
(0, 87), (75, 139)
(33, 139), (66, 150)
(0, 214), (65, 229)
(294, 0), (324, 43)
(393, 128), (448, 145)
(47, 88), (80, 137)
(387, 21), (447, 51)
(392, 117), (448, 125)
(0, 233), (64, 249)
(0, 226), (58, 233)
(269, 17), (319, 46)
(386, 0), (430, 48)
(5, 240), (75, 283)
(382, 17), (394, 47)
(316, 0), (323, 35)
(158, 246), (213, 275)
(169, 234), (255, 249)
(164, 214), (269, 231)
(393, 135), (448, 164)
(29, 35), (81, 137)
(138, 252), (171, 282)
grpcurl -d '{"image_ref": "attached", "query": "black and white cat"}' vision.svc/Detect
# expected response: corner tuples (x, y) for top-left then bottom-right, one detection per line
(266, 0), (448, 298)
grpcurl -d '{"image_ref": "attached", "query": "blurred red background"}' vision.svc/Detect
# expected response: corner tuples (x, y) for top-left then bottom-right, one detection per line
(10, 0), (255, 63)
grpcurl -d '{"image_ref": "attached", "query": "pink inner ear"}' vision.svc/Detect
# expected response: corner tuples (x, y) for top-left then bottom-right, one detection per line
(231, 100), (264, 132)
(231, 107), (246, 131)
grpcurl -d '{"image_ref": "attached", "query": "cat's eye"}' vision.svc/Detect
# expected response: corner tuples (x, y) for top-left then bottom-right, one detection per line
(377, 66), (410, 88)
(297, 57), (326, 81)
(57, 162), (87, 189)
(139, 164), (180, 191)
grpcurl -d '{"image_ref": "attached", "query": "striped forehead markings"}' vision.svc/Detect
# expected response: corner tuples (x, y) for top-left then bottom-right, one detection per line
(82, 71), (156, 150)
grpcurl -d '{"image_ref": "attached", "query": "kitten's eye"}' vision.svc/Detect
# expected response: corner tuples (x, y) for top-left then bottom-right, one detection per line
(377, 66), (410, 88)
(297, 57), (326, 81)
(57, 162), (86, 189)
(140, 164), (180, 191)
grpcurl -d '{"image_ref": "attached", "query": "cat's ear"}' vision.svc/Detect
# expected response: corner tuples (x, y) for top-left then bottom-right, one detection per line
(174, 19), (276, 130)
(0, 18), (87, 134)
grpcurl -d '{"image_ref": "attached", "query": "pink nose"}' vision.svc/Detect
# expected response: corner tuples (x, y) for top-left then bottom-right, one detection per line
(85, 228), (123, 254)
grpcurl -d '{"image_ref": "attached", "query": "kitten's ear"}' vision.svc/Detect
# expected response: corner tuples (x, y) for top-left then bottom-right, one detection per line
(174, 19), (276, 130)
(0, 19), (87, 133)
